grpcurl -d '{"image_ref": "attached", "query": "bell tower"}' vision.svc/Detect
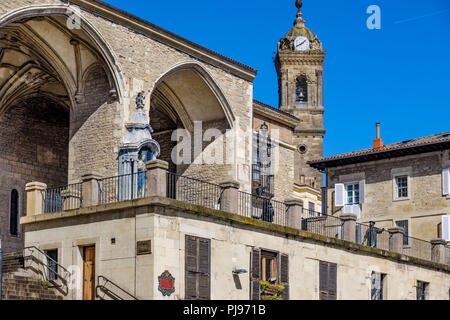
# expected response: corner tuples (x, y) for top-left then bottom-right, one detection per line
(275, 0), (325, 189)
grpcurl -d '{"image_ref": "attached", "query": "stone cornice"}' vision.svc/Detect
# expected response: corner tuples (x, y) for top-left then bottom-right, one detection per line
(277, 50), (326, 66)
(253, 101), (299, 128)
(69, 0), (258, 81)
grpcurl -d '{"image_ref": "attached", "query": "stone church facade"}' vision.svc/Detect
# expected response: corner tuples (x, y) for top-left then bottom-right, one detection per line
(1, 0), (449, 301)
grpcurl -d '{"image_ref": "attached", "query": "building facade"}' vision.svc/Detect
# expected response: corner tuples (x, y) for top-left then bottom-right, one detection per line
(1, 0), (449, 301)
(309, 129), (450, 242)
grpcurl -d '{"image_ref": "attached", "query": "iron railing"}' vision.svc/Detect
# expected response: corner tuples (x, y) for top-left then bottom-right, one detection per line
(96, 275), (138, 300)
(166, 172), (223, 210)
(98, 171), (147, 205)
(355, 223), (390, 251)
(301, 209), (343, 239)
(403, 236), (432, 261)
(23, 246), (71, 283)
(43, 183), (82, 213)
(238, 192), (287, 225)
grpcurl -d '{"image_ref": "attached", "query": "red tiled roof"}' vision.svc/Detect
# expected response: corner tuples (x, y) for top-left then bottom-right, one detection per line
(309, 131), (450, 170)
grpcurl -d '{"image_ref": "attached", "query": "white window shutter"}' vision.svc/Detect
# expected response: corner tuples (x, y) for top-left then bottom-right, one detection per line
(335, 183), (345, 207)
(442, 215), (450, 241)
(443, 168), (450, 196)
(359, 180), (366, 203)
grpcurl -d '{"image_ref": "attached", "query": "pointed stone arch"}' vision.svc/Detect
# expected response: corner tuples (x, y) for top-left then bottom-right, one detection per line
(151, 61), (235, 128)
(0, 4), (125, 106)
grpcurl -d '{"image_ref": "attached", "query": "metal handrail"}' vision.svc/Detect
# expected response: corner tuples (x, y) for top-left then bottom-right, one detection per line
(96, 275), (138, 300)
(23, 246), (71, 282)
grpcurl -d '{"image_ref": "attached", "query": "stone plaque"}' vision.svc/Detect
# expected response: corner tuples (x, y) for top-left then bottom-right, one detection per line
(136, 240), (152, 255)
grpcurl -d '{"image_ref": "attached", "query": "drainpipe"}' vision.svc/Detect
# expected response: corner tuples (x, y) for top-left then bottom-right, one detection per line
(0, 239), (3, 300)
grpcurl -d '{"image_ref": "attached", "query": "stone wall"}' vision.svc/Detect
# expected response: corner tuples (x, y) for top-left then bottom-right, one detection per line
(0, 98), (69, 252)
(326, 151), (450, 240)
(22, 197), (450, 300)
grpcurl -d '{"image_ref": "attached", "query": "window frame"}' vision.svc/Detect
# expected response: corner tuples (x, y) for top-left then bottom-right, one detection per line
(45, 249), (59, 281)
(261, 250), (278, 283)
(416, 280), (429, 300)
(319, 261), (337, 300)
(371, 272), (387, 300)
(345, 182), (360, 205)
(9, 188), (20, 237)
(395, 175), (409, 199)
(392, 169), (412, 202)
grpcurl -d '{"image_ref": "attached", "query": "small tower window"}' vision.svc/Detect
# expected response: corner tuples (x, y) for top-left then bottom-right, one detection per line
(296, 76), (308, 102)
(10, 189), (19, 236)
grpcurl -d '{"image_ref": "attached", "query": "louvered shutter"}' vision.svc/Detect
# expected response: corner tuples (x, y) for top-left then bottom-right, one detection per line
(442, 215), (450, 241)
(319, 261), (337, 300)
(328, 263), (337, 300)
(198, 239), (211, 300)
(334, 184), (345, 207)
(319, 261), (329, 300)
(250, 248), (261, 300)
(443, 168), (450, 196)
(280, 254), (289, 300)
(185, 235), (211, 300)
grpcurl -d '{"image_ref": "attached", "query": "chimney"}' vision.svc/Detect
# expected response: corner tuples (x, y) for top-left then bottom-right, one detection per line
(373, 123), (383, 150)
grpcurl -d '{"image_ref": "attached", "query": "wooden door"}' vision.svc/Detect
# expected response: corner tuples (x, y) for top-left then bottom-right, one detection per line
(83, 246), (95, 300)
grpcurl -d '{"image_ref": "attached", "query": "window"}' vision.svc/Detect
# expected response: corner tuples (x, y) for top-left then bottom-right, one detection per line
(371, 272), (386, 300)
(45, 249), (58, 281)
(346, 183), (360, 205)
(417, 281), (428, 300)
(250, 249), (289, 300)
(185, 235), (211, 300)
(396, 220), (409, 246)
(261, 251), (277, 282)
(10, 189), (19, 236)
(308, 202), (315, 213)
(319, 261), (337, 300)
(252, 123), (274, 197)
(396, 176), (408, 199)
(296, 76), (308, 102)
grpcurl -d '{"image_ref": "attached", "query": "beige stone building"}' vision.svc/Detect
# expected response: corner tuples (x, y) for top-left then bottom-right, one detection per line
(309, 127), (450, 242)
(0, 0), (449, 301)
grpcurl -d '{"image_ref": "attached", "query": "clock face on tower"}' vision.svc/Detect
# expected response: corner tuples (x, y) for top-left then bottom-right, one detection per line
(294, 36), (310, 51)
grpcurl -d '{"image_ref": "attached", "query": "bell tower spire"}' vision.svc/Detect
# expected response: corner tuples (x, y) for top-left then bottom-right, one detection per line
(275, 0), (326, 189)
(294, 0), (305, 28)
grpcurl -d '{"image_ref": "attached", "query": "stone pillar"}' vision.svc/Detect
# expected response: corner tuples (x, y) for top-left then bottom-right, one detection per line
(219, 179), (240, 214)
(82, 172), (102, 207)
(430, 239), (447, 264)
(285, 197), (304, 230)
(341, 214), (357, 242)
(25, 182), (47, 216)
(146, 160), (169, 197)
(388, 227), (404, 253)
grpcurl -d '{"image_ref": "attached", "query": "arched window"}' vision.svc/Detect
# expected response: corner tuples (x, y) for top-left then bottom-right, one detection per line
(296, 76), (308, 102)
(10, 189), (19, 236)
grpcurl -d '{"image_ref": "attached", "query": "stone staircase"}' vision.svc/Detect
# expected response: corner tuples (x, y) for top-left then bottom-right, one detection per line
(1, 252), (63, 300)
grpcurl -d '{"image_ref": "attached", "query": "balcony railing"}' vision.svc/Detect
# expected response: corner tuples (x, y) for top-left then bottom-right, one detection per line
(355, 222), (390, 251)
(238, 191), (287, 225)
(167, 172), (223, 211)
(43, 183), (82, 213)
(34, 170), (448, 265)
(98, 171), (146, 205)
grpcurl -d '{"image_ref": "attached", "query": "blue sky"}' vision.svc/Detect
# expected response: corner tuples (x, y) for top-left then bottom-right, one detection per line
(103, 0), (450, 157)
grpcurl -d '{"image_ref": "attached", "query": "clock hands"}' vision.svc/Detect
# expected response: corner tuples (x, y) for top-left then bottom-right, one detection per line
(295, 40), (307, 48)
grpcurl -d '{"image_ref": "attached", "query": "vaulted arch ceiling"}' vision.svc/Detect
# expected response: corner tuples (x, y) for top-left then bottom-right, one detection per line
(0, 15), (117, 115)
